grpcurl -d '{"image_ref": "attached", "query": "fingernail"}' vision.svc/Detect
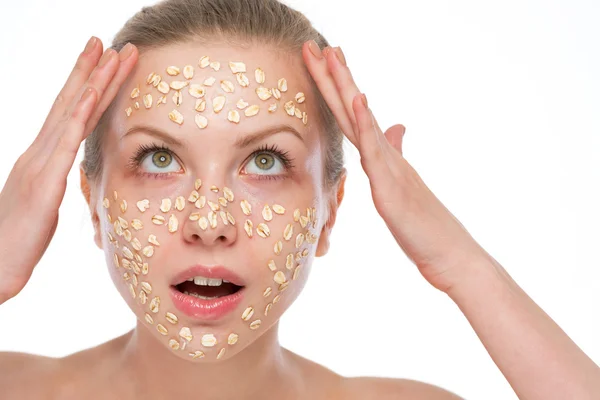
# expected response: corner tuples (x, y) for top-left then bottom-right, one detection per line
(119, 43), (134, 62)
(334, 47), (346, 66)
(98, 49), (114, 67)
(308, 40), (323, 59)
(361, 93), (368, 109)
(84, 36), (97, 54)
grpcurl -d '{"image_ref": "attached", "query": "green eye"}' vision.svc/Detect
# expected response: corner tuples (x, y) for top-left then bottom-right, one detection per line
(254, 153), (275, 170)
(152, 151), (172, 168)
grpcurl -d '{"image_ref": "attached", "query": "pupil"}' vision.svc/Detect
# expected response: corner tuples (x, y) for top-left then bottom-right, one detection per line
(152, 151), (171, 167)
(256, 153), (274, 170)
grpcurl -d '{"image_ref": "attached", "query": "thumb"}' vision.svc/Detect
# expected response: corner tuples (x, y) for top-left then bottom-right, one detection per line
(383, 124), (406, 155)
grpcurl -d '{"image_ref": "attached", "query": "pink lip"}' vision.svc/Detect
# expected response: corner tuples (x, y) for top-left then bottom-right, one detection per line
(170, 265), (246, 287)
(169, 286), (245, 321)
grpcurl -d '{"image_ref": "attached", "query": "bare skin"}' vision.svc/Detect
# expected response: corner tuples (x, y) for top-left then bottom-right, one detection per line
(0, 33), (597, 399)
(0, 37), (461, 399)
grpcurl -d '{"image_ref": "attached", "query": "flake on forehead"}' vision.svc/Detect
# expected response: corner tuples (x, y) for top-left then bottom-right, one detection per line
(228, 110), (240, 124)
(255, 68), (265, 84)
(236, 73), (249, 87)
(189, 84), (206, 98)
(229, 61), (246, 73)
(244, 105), (260, 117)
(183, 65), (194, 79)
(168, 109), (184, 125)
(195, 114), (208, 129)
(220, 79), (235, 93)
(166, 66), (180, 76)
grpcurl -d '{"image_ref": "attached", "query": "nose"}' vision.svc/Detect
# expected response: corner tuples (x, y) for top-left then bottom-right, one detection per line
(182, 197), (238, 247)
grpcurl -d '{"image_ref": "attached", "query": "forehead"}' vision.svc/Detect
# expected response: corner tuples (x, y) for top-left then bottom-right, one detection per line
(111, 42), (315, 144)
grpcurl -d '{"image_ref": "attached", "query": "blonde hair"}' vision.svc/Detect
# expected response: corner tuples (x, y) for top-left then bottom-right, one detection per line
(82, 0), (344, 189)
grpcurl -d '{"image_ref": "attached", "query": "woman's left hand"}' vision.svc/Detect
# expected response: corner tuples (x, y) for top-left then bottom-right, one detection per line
(302, 41), (491, 293)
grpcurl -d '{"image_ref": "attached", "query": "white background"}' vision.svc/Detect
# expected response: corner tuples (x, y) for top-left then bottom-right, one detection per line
(0, 0), (599, 399)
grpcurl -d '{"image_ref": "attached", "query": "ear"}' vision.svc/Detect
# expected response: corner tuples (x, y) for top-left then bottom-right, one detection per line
(79, 162), (103, 250)
(315, 168), (347, 257)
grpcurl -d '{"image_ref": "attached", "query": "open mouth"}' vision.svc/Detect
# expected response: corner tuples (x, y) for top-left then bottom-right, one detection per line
(173, 277), (244, 300)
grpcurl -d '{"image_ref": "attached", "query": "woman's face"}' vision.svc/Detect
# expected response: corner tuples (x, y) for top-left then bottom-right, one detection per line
(84, 42), (337, 362)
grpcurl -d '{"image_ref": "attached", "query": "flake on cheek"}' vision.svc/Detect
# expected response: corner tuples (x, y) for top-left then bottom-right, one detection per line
(188, 190), (200, 203)
(208, 211), (218, 228)
(202, 334), (217, 347)
(244, 220), (253, 238)
(286, 253), (294, 270)
(256, 223), (270, 238)
(272, 88), (281, 100)
(160, 198), (172, 213)
(226, 212), (235, 225)
(195, 196), (206, 209)
(150, 296), (160, 313)
(262, 205), (273, 221)
(277, 78), (288, 92)
(175, 196), (186, 211)
(120, 200), (128, 213)
(142, 245), (155, 257)
(143, 94), (153, 109)
(157, 81), (170, 94)
(268, 103), (277, 113)
(284, 101), (295, 116)
(272, 204), (285, 215)
(267, 260), (277, 271)
(179, 327), (193, 342)
(283, 224), (293, 241)
(295, 92), (306, 103)
(209, 61), (221, 71)
(172, 91), (183, 106)
(242, 306), (254, 321)
(102, 198), (110, 208)
(130, 87), (140, 98)
(195, 179), (203, 191)
(165, 312), (178, 324)
(125, 107), (132, 117)
(203, 76), (216, 86)
(148, 234), (160, 246)
(170, 80), (189, 91)
(228, 333), (239, 345)
(194, 99), (206, 112)
(198, 216), (209, 230)
(236, 98), (249, 109)
(302, 112), (308, 125)
(169, 339), (180, 350)
(168, 214), (179, 233)
(145, 313), (154, 324)
(223, 187), (234, 202)
(249, 320), (262, 330)
(210, 185), (219, 193)
(152, 215), (166, 225)
(274, 240), (282, 255)
(157, 324), (168, 336)
(256, 87), (272, 101)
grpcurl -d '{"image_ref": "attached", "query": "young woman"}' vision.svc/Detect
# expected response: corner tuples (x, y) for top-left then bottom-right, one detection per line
(0, 0), (598, 398)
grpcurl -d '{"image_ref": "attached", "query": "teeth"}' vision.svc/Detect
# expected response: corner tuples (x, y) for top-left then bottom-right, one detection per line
(183, 290), (220, 300)
(191, 276), (223, 286)
(193, 276), (209, 285)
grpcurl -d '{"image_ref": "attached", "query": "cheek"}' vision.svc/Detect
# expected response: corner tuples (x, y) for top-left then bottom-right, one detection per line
(99, 179), (320, 361)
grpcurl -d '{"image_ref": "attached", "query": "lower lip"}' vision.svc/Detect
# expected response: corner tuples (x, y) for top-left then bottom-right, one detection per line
(169, 285), (245, 321)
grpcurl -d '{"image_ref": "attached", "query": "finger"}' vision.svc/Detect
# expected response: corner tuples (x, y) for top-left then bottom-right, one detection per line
(302, 41), (358, 148)
(325, 47), (362, 135)
(34, 37), (103, 146)
(352, 93), (386, 175)
(42, 87), (98, 184)
(41, 48), (119, 154)
(383, 124), (407, 156)
(83, 43), (139, 138)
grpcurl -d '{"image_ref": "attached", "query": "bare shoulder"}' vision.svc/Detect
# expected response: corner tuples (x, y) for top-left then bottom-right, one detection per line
(0, 351), (61, 398)
(341, 376), (464, 400)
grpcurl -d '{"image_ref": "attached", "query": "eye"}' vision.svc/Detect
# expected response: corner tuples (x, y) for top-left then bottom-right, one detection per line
(128, 143), (182, 176)
(243, 144), (294, 178)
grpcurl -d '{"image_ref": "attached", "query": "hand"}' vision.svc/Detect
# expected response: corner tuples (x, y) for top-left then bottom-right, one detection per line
(302, 41), (490, 293)
(0, 37), (138, 304)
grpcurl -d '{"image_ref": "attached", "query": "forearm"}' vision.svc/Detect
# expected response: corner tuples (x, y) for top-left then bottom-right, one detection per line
(447, 254), (600, 399)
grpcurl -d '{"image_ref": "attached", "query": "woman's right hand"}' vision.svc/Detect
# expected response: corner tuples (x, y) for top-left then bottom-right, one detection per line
(0, 37), (138, 304)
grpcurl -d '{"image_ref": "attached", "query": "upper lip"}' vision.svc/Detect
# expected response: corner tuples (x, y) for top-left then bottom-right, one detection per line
(170, 265), (246, 287)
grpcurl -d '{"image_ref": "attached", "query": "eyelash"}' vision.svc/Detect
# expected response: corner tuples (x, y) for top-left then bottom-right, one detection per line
(126, 142), (296, 181)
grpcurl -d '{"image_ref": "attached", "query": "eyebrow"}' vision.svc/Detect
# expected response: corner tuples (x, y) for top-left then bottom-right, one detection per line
(122, 123), (305, 148)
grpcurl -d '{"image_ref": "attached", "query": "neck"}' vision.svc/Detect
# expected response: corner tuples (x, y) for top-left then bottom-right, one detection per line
(118, 320), (302, 399)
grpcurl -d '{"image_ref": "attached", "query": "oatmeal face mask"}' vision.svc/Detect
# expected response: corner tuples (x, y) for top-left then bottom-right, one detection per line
(125, 57), (308, 128)
(103, 55), (319, 362)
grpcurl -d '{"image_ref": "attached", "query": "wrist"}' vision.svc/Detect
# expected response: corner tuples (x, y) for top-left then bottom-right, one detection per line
(443, 252), (513, 304)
